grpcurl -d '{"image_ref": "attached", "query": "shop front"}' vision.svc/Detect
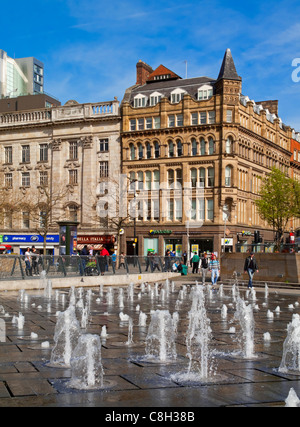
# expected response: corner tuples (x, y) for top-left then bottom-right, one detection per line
(0, 234), (59, 255)
(77, 235), (116, 254)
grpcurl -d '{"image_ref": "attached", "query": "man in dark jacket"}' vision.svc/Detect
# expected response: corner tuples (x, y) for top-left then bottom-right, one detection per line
(244, 252), (259, 288)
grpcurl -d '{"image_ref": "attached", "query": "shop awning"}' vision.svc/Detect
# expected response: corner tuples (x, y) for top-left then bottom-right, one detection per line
(0, 244), (12, 250)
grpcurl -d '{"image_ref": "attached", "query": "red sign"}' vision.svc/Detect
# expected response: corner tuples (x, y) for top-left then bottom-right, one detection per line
(77, 235), (115, 245)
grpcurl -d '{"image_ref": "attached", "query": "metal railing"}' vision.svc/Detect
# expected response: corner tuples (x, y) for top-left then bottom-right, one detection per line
(0, 255), (183, 281)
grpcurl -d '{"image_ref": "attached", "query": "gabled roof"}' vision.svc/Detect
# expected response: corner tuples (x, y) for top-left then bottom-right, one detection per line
(147, 64), (181, 82)
(217, 49), (241, 81)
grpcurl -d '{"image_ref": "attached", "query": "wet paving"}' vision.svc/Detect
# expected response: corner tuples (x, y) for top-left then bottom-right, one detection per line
(0, 278), (300, 408)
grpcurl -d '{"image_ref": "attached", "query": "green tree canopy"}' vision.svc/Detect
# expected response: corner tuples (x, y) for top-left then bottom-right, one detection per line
(255, 167), (300, 248)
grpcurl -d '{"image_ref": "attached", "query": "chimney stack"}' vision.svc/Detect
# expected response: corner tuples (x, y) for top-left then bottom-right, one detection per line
(136, 60), (153, 85)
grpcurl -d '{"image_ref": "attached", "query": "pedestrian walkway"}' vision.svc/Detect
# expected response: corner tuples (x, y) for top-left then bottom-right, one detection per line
(0, 277), (299, 408)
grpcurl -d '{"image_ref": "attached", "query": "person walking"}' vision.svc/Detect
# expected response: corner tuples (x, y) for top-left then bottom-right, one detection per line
(200, 252), (209, 284)
(24, 247), (32, 276)
(209, 253), (220, 287)
(31, 246), (39, 275)
(192, 252), (200, 274)
(244, 252), (259, 289)
(119, 252), (126, 269)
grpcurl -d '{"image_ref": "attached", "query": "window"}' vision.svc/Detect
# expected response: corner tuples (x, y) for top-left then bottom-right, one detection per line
(208, 137), (214, 155)
(145, 171), (151, 190)
(168, 141), (174, 157)
(200, 112), (207, 124)
(99, 138), (109, 152)
(191, 168), (197, 188)
(69, 169), (78, 185)
(137, 171), (143, 190)
(199, 168), (205, 187)
(191, 199), (197, 220)
(134, 94), (147, 108)
(200, 138), (206, 155)
(171, 89), (186, 104)
(207, 167), (214, 187)
(39, 171), (48, 186)
(129, 172), (136, 192)
(153, 117), (161, 129)
(69, 141), (78, 160)
(153, 170), (160, 190)
(168, 170), (174, 188)
(175, 199), (182, 220)
(207, 199), (214, 220)
(177, 141), (183, 156)
(4, 209), (12, 229)
(226, 110), (233, 123)
(198, 85), (213, 100)
(191, 139), (197, 156)
(146, 142), (151, 159)
(199, 199), (205, 220)
(39, 144), (48, 162)
(225, 166), (232, 187)
(208, 111), (216, 124)
(21, 145), (30, 163)
(5, 146), (12, 164)
(138, 143), (144, 160)
(130, 119), (136, 131)
(150, 92), (162, 106)
(154, 142), (160, 158)
(191, 113), (198, 125)
(22, 172), (30, 187)
(69, 205), (78, 221)
(225, 137), (233, 154)
(4, 173), (12, 188)
(146, 118), (152, 129)
(22, 211), (30, 229)
(168, 115), (175, 127)
(129, 144), (135, 160)
(99, 161), (109, 178)
(138, 118), (144, 130)
(176, 114), (183, 127)
(39, 211), (47, 228)
(176, 169), (182, 188)
(168, 200), (174, 220)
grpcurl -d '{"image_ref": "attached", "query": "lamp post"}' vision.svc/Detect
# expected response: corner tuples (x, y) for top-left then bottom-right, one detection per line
(128, 177), (138, 260)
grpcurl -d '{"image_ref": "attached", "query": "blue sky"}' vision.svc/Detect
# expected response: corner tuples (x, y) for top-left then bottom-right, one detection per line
(2, 0), (300, 130)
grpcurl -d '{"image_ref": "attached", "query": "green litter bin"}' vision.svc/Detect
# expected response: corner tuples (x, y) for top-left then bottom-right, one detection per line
(181, 264), (188, 276)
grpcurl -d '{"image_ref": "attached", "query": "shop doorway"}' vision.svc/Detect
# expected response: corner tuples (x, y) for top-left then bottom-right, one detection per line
(189, 239), (213, 256)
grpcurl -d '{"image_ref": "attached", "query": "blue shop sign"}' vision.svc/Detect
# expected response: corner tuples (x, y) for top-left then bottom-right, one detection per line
(0, 234), (60, 244)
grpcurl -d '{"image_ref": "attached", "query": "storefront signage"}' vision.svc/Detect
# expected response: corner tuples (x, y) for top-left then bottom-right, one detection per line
(0, 234), (59, 244)
(77, 235), (115, 244)
(221, 238), (233, 246)
(149, 230), (172, 235)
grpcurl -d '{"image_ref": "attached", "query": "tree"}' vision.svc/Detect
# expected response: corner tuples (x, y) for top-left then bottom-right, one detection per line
(255, 167), (300, 249)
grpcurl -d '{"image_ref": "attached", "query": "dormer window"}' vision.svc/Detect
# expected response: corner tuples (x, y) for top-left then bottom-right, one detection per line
(134, 94), (148, 108)
(150, 91), (162, 106)
(198, 84), (213, 101)
(171, 88), (186, 104)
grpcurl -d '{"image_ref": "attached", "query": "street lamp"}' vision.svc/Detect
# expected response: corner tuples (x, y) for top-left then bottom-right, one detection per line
(128, 177), (138, 259)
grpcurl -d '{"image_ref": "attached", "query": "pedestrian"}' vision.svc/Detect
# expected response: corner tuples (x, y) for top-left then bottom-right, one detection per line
(182, 250), (188, 265)
(192, 252), (200, 274)
(119, 252), (126, 269)
(24, 247), (32, 276)
(99, 245), (109, 275)
(200, 252), (209, 284)
(31, 246), (39, 275)
(164, 249), (172, 272)
(80, 244), (89, 275)
(145, 251), (152, 272)
(209, 253), (220, 287)
(244, 252), (259, 289)
(152, 253), (160, 271)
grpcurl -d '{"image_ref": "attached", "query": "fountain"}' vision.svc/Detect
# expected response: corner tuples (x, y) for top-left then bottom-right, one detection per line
(145, 310), (177, 362)
(68, 334), (104, 390)
(234, 297), (255, 358)
(44, 279), (52, 299)
(279, 314), (300, 374)
(285, 388), (300, 407)
(126, 317), (134, 345)
(50, 305), (81, 367)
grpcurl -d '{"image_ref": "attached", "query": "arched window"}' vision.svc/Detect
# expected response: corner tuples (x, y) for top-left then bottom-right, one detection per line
(154, 142), (160, 158)
(225, 165), (232, 187)
(138, 143), (144, 160)
(146, 142), (151, 159)
(177, 140), (183, 156)
(200, 138), (206, 155)
(225, 137), (233, 154)
(168, 140), (174, 157)
(208, 137), (214, 155)
(129, 143), (135, 160)
(191, 138), (197, 156)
